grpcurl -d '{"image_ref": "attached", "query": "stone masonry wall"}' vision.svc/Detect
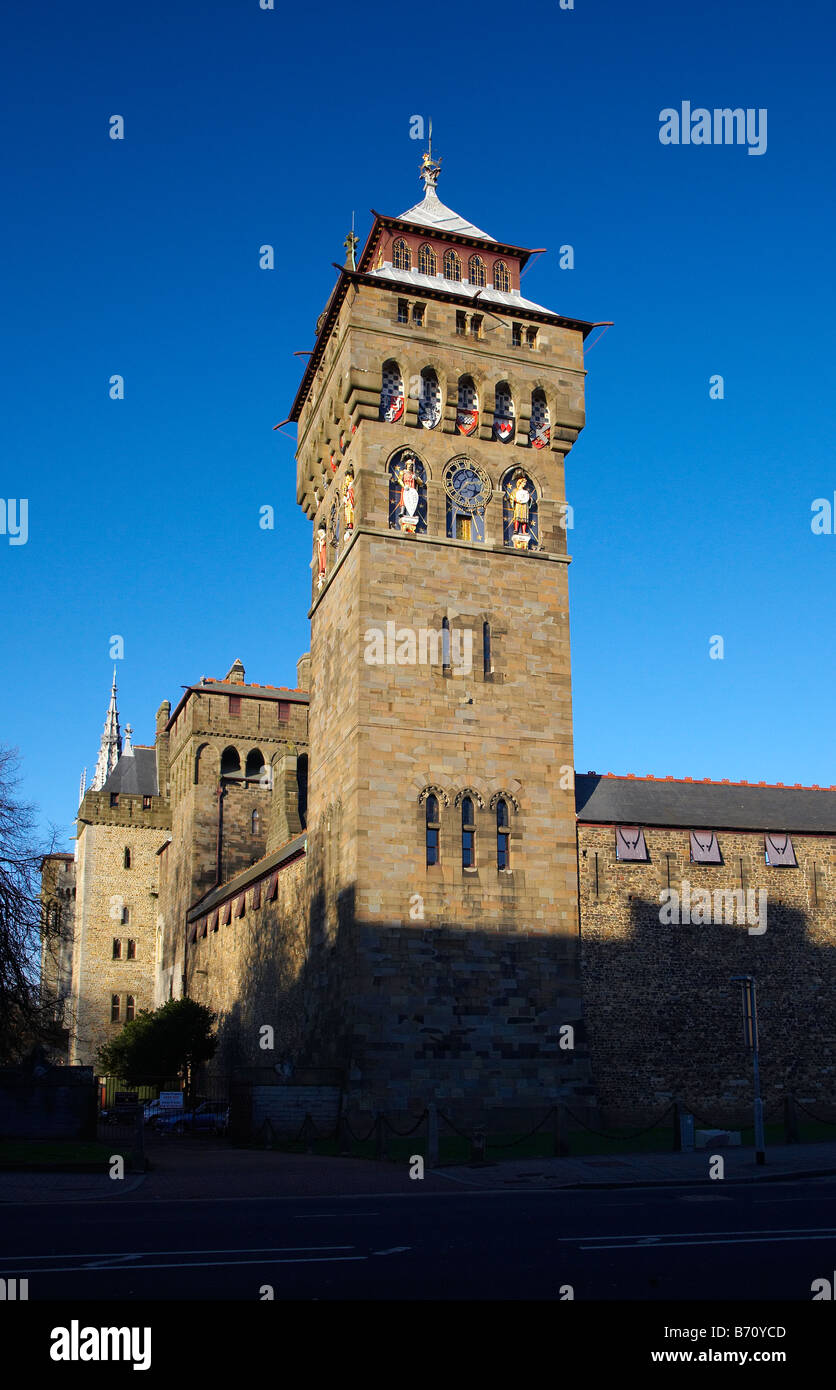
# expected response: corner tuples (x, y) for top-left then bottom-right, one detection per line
(578, 822), (836, 1123)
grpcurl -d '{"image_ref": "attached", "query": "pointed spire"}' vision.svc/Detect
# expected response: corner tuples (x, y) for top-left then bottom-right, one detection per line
(123, 724), (134, 757)
(79, 767), (87, 807)
(91, 668), (122, 790)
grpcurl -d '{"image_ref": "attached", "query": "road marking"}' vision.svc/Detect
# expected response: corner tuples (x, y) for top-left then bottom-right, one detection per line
(580, 1232), (836, 1251)
(372, 1246), (411, 1256)
(293, 1213), (380, 1219)
(560, 1224), (836, 1242)
(2, 1245), (354, 1264)
(8, 1255), (367, 1274)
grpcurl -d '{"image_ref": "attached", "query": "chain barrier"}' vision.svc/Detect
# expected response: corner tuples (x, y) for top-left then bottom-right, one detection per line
(341, 1115), (378, 1144)
(489, 1107), (557, 1150)
(382, 1110), (429, 1137)
(562, 1102), (676, 1141)
(437, 1108), (474, 1140)
(793, 1097), (836, 1127)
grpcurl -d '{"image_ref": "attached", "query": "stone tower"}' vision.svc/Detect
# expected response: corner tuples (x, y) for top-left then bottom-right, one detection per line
(289, 153), (596, 1116)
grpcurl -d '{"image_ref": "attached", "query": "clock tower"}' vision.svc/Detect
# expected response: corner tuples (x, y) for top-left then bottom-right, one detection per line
(290, 151), (596, 1117)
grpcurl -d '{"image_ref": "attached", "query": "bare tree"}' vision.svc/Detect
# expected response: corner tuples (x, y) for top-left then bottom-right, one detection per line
(0, 745), (62, 1063)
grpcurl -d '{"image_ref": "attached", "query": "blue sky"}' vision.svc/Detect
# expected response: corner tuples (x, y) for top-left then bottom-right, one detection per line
(2, 0), (834, 846)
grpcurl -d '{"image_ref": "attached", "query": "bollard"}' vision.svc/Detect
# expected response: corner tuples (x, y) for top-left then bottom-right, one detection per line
(337, 1112), (351, 1156)
(784, 1096), (799, 1145)
(470, 1128), (487, 1164)
(427, 1102), (439, 1167)
(553, 1104), (568, 1157)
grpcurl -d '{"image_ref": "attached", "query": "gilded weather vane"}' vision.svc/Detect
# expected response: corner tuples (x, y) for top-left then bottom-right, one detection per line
(419, 118), (442, 191)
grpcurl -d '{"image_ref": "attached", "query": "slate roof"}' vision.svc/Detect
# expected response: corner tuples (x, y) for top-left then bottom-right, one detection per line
(367, 264), (554, 316)
(186, 833), (307, 920)
(102, 747), (158, 797)
(575, 774), (836, 835)
(397, 188), (494, 241)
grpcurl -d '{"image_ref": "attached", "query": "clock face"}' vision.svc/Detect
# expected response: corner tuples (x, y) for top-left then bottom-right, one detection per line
(443, 457), (492, 513)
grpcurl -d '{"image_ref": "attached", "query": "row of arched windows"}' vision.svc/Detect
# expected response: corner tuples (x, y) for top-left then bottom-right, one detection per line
(393, 240), (511, 292)
(424, 794), (513, 870)
(380, 362), (551, 446)
(219, 746), (267, 782)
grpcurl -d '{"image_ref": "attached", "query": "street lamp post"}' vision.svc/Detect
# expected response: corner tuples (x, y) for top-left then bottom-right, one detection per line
(731, 975), (766, 1165)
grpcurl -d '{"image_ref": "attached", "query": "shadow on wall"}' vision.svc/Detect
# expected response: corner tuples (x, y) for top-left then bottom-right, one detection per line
(580, 896), (836, 1124)
(203, 877), (593, 1123)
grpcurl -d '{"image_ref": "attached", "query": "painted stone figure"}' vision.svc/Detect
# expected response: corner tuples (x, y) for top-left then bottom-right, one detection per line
(507, 473), (533, 549)
(395, 455), (420, 534)
(316, 523), (327, 588)
(343, 468), (355, 533)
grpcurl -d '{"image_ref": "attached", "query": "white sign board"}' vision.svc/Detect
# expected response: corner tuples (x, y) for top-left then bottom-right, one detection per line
(159, 1091), (184, 1109)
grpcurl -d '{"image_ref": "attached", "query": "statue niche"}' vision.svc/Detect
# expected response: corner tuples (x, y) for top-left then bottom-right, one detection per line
(388, 449), (427, 535)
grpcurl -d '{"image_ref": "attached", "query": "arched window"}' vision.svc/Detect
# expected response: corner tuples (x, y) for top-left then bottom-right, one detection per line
(483, 621), (492, 677)
(123, 847), (131, 869)
(245, 749), (265, 784)
(462, 797), (476, 868)
(120, 904), (130, 925)
(380, 361), (405, 422)
(426, 794), (440, 866)
(112, 938), (122, 960)
(456, 375), (479, 435)
(443, 249), (462, 282)
(442, 616), (451, 674)
(251, 809), (260, 835)
(529, 388), (550, 449)
(111, 994), (120, 1022)
(127, 939), (136, 960)
(125, 995), (135, 1023)
(418, 367), (441, 429)
(497, 800), (510, 869)
(220, 746), (241, 779)
(493, 260), (511, 292)
(493, 382), (514, 443)
(418, 243), (436, 276)
(468, 254), (486, 287)
(393, 238), (411, 271)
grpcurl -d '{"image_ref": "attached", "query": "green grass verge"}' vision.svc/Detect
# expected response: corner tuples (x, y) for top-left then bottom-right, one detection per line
(0, 1139), (129, 1168)
(251, 1117), (836, 1164)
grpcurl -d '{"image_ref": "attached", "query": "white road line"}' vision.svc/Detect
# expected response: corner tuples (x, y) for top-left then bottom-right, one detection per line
(580, 1232), (836, 1251)
(560, 1224), (836, 1242)
(1, 1245), (354, 1264)
(292, 1213), (380, 1219)
(8, 1255), (368, 1274)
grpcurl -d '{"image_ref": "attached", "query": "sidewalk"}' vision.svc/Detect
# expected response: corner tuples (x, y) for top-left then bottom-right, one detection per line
(1, 1137), (834, 1204)
(436, 1140), (836, 1189)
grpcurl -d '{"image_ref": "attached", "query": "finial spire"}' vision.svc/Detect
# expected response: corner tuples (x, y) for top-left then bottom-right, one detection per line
(123, 723), (134, 757)
(419, 118), (442, 192)
(79, 767), (87, 807)
(91, 669), (122, 790)
(343, 210), (358, 270)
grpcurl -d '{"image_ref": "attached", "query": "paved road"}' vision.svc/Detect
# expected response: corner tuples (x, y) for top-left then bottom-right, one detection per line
(2, 1174), (835, 1301)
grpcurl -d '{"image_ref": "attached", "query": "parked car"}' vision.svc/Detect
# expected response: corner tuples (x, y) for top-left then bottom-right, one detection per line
(143, 1098), (184, 1124)
(152, 1101), (229, 1135)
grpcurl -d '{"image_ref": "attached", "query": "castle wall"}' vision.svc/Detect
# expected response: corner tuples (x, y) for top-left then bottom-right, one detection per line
(69, 812), (168, 1066)
(578, 822), (836, 1122)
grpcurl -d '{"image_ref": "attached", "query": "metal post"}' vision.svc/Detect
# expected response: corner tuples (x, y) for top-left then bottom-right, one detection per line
(427, 1102), (439, 1167)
